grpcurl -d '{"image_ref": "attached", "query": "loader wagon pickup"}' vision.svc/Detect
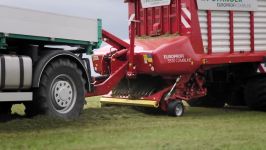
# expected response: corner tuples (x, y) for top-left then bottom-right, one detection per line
(90, 0), (266, 116)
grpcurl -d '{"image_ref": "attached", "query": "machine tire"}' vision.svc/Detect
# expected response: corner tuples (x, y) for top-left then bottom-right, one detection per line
(0, 102), (13, 115)
(33, 58), (86, 119)
(188, 84), (227, 108)
(167, 101), (184, 117)
(245, 76), (266, 110)
(227, 87), (246, 106)
(189, 96), (225, 108)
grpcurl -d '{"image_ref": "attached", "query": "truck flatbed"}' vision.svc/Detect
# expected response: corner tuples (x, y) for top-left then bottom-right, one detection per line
(0, 5), (101, 50)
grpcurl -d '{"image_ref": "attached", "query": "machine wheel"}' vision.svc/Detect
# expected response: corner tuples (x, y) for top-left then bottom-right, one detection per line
(167, 101), (184, 117)
(33, 59), (86, 119)
(0, 102), (13, 115)
(189, 96), (226, 108)
(244, 76), (266, 110)
(188, 84), (227, 108)
(227, 87), (246, 106)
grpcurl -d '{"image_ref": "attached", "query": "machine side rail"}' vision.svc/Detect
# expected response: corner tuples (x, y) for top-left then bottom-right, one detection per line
(87, 29), (134, 97)
(86, 62), (128, 97)
(102, 29), (130, 50)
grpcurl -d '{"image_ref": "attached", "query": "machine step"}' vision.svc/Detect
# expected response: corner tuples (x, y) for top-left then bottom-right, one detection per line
(100, 97), (159, 108)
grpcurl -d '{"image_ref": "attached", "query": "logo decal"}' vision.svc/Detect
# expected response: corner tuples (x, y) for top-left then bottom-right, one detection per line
(197, 0), (258, 11)
(143, 54), (153, 64)
(163, 54), (192, 64)
(141, 0), (171, 8)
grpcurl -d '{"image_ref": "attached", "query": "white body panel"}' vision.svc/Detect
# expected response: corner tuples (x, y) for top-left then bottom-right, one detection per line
(212, 11), (230, 53)
(141, 0), (171, 8)
(197, 0), (258, 11)
(255, 0), (266, 51)
(0, 92), (32, 102)
(198, 0), (266, 53)
(0, 5), (99, 42)
(234, 11), (251, 52)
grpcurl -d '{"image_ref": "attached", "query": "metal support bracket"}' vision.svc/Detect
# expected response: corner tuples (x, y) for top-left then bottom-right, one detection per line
(164, 77), (181, 101)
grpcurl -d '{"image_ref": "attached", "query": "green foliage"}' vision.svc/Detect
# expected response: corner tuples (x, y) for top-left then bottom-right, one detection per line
(0, 98), (266, 150)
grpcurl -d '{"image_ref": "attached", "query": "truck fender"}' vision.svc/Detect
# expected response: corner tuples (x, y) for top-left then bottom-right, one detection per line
(32, 50), (92, 92)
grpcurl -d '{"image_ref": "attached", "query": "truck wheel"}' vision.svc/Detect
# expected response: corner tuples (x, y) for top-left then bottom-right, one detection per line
(245, 76), (266, 110)
(167, 101), (184, 117)
(34, 59), (86, 119)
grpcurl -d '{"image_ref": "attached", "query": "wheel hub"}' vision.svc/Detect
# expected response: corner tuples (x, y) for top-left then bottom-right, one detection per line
(54, 81), (73, 107)
(175, 103), (183, 116)
(50, 74), (77, 114)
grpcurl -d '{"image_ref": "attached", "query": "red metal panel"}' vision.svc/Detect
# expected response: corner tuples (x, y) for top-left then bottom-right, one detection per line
(136, 1), (147, 36)
(250, 11), (255, 53)
(160, 7), (164, 34)
(154, 7), (162, 35)
(147, 8), (153, 35)
(167, 5), (171, 34)
(135, 1), (141, 36)
(184, 0), (203, 53)
(207, 10), (212, 54)
(170, 0), (178, 33)
(143, 8), (147, 35)
(133, 0), (179, 37)
(202, 53), (266, 65)
(138, 7), (145, 35)
(163, 6), (170, 34)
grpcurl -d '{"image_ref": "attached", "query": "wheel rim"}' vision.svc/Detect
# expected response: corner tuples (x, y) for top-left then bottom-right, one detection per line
(175, 103), (183, 116)
(50, 74), (77, 114)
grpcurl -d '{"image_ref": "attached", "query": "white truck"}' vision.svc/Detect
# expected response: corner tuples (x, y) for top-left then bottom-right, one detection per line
(0, 5), (101, 119)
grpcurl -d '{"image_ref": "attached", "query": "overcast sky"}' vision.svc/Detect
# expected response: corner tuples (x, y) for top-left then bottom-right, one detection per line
(0, 0), (129, 39)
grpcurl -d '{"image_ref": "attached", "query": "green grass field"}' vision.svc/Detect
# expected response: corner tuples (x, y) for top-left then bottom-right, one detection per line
(1, 97), (266, 150)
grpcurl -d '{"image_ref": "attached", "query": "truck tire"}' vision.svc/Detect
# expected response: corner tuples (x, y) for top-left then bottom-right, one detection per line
(245, 76), (266, 110)
(30, 58), (86, 119)
(167, 101), (184, 117)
